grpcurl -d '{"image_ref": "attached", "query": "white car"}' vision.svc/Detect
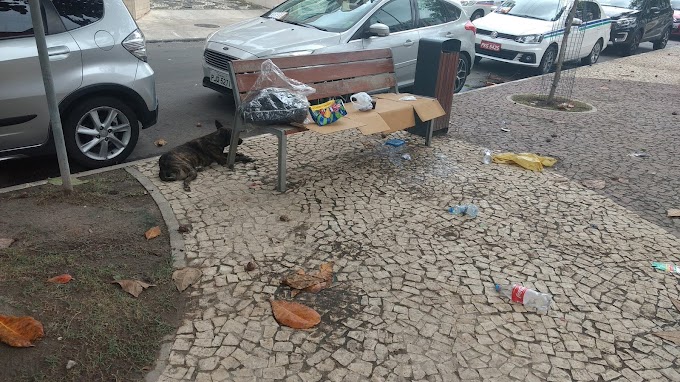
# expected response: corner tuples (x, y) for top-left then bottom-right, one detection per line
(202, 0), (477, 94)
(459, 0), (504, 20)
(473, 0), (611, 74)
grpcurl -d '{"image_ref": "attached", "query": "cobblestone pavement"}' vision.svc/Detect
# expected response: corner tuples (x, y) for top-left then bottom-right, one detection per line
(137, 49), (680, 381)
(151, 0), (257, 10)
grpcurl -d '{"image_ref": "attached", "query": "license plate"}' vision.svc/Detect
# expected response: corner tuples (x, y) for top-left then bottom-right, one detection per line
(210, 70), (232, 88)
(480, 40), (501, 52)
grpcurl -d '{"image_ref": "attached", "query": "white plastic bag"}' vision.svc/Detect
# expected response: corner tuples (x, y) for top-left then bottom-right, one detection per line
(350, 92), (373, 111)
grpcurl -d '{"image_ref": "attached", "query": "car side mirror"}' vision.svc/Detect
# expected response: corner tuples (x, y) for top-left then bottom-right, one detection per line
(650, 6), (660, 13)
(368, 23), (390, 37)
(571, 18), (583, 26)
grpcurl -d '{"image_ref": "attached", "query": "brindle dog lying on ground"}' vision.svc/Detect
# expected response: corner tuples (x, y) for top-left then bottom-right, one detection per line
(158, 120), (252, 191)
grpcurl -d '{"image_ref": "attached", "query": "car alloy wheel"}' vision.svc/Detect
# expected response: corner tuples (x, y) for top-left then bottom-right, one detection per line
(538, 46), (557, 74)
(582, 40), (602, 65)
(624, 31), (642, 56)
(454, 56), (469, 93)
(75, 106), (132, 161)
(653, 29), (669, 50)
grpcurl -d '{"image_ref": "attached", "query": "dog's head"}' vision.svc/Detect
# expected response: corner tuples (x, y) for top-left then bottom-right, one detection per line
(213, 120), (243, 148)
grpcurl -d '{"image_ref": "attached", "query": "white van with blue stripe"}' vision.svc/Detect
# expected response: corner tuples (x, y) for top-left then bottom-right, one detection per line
(472, 0), (612, 73)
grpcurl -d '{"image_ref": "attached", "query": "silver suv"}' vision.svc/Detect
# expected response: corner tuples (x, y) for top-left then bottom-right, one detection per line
(0, 0), (158, 168)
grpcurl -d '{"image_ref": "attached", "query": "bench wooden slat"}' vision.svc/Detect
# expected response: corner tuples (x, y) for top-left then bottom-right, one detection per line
(235, 58), (395, 95)
(238, 73), (397, 102)
(230, 49), (393, 73)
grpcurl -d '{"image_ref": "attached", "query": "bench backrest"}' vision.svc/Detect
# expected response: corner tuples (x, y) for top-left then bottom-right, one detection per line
(229, 49), (397, 105)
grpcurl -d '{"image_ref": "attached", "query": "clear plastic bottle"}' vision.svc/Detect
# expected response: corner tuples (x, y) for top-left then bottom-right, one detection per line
(448, 204), (479, 218)
(495, 284), (552, 314)
(652, 262), (680, 274)
(483, 149), (492, 165)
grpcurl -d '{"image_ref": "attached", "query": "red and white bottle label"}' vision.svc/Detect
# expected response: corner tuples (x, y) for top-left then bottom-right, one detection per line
(511, 285), (527, 303)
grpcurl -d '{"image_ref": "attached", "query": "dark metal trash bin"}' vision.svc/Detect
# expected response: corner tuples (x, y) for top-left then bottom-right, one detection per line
(409, 38), (461, 138)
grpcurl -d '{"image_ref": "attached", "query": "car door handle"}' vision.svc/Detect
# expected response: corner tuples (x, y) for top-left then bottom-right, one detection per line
(47, 45), (70, 60)
(403, 40), (414, 47)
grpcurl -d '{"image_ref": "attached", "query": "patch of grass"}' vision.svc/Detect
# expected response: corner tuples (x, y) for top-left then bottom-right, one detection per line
(511, 94), (593, 112)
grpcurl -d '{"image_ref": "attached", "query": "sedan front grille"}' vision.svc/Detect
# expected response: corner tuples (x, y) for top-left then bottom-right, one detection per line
(477, 29), (518, 41)
(204, 49), (238, 71)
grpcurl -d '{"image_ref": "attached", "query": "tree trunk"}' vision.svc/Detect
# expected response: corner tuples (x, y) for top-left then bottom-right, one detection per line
(547, 0), (579, 105)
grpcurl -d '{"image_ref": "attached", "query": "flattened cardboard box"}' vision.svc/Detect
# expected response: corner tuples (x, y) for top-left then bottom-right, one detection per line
(347, 93), (445, 134)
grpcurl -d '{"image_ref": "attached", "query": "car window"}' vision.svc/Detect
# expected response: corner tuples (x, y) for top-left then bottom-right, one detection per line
(495, 0), (568, 21)
(265, 0), (381, 33)
(671, 0), (680, 9)
(50, 0), (103, 31)
(369, 0), (414, 32)
(417, 0), (461, 26)
(599, 0), (645, 10)
(0, 0), (37, 39)
(576, 1), (601, 21)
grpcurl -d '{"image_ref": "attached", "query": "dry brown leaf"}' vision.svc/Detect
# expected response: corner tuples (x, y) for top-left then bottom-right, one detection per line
(0, 315), (45, 347)
(172, 268), (202, 292)
(0, 238), (14, 249)
(671, 298), (680, 313)
(154, 139), (167, 147)
(145, 226), (161, 240)
(667, 209), (680, 218)
(283, 273), (326, 290)
(112, 280), (155, 298)
(582, 179), (606, 190)
(47, 274), (73, 284)
(653, 331), (680, 345)
(270, 300), (320, 329)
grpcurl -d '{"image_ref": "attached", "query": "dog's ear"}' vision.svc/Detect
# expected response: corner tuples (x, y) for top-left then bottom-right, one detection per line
(215, 120), (223, 130)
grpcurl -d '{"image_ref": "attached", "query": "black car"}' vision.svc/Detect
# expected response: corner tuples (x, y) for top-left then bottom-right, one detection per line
(600, 0), (674, 55)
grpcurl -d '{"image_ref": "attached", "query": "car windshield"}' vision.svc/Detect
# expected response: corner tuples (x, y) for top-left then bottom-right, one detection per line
(598, 0), (644, 9)
(494, 0), (568, 21)
(671, 0), (680, 9)
(264, 0), (381, 33)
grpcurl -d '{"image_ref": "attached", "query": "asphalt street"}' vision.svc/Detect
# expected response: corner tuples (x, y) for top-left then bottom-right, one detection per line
(1, 39), (678, 188)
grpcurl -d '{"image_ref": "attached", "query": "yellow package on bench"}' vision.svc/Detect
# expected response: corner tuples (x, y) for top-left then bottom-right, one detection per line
(492, 152), (557, 172)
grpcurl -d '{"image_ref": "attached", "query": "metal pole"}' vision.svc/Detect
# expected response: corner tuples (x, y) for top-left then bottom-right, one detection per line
(28, 0), (73, 192)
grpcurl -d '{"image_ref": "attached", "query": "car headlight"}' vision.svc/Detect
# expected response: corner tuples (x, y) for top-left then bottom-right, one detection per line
(616, 17), (636, 27)
(515, 34), (543, 44)
(460, 1), (476, 6)
(268, 50), (314, 57)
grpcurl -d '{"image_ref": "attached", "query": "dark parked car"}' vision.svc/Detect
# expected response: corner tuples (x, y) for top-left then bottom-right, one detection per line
(600, 0), (674, 55)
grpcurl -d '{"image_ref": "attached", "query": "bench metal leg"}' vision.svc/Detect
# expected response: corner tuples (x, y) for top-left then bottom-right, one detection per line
(425, 120), (433, 147)
(275, 130), (287, 192)
(227, 118), (242, 169)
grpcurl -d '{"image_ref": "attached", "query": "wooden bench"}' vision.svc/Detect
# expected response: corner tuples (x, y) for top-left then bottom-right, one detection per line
(225, 48), (433, 192)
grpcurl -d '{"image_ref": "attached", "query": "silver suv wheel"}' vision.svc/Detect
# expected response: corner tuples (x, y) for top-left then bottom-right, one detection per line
(75, 106), (132, 161)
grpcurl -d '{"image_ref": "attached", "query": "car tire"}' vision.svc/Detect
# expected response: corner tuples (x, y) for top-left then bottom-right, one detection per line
(470, 10), (484, 21)
(620, 30), (642, 56)
(652, 28), (670, 50)
(454, 55), (470, 93)
(581, 39), (603, 65)
(537, 45), (557, 75)
(63, 96), (140, 169)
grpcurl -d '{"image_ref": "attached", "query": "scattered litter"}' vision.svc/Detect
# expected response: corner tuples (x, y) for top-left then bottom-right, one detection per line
(177, 223), (192, 233)
(279, 215), (290, 222)
(551, 133), (558, 138)
(500, 128), (510, 132)
(672, 112), (678, 116)
(652, 262), (680, 274)
(283, 262), (334, 297)
(270, 299), (320, 329)
(582, 179), (606, 190)
(245, 262), (257, 272)
(629, 152), (650, 158)
(112, 279), (156, 298)
(590, 224), (599, 230)
(599, 86), (609, 90)
(0, 238), (14, 249)
(401, 153), (412, 161)
(668, 209), (680, 218)
(154, 139), (167, 147)
(557, 103), (575, 110)
(495, 283), (552, 314)
(66, 360), (77, 370)
(385, 139), (405, 147)
(172, 268), (202, 292)
(144, 226), (161, 240)
(47, 274), (73, 284)
(350, 92), (374, 111)
(546, 137), (552, 142)
(482, 149), (492, 165)
(448, 204), (479, 218)
(492, 152), (557, 171)
(399, 95), (417, 101)
(196, 122), (202, 127)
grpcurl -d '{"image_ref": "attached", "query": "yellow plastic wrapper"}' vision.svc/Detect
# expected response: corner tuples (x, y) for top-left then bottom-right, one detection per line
(492, 152), (557, 171)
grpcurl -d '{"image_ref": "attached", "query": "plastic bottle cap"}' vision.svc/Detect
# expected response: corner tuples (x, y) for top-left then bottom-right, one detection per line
(494, 284), (501, 292)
